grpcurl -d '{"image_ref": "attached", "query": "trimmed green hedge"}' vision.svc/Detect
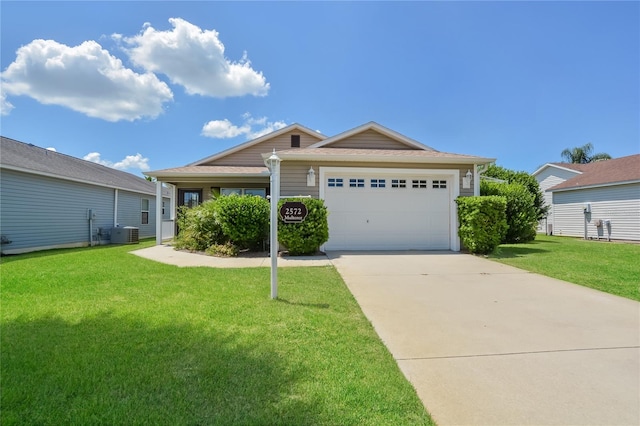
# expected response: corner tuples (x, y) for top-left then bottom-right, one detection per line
(174, 201), (226, 251)
(456, 196), (508, 254)
(215, 195), (270, 249)
(481, 181), (538, 243)
(278, 198), (329, 255)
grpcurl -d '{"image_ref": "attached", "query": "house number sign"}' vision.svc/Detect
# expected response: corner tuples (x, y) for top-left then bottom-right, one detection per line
(279, 201), (308, 223)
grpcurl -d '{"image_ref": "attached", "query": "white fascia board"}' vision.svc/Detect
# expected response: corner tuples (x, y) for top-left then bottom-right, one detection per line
(1, 164), (156, 196)
(147, 172), (269, 179)
(188, 123), (327, 166)
(548, 179), (640, 193)
(532, 163), (583, 176)
(308, 121), (435, 150)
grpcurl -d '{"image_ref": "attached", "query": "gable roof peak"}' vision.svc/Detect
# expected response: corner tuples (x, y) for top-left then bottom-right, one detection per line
(309, 121), (436, 151)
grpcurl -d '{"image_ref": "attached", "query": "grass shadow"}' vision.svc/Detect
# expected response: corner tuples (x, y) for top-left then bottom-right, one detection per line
(491, 246), (550, 259)
(1, 312), (319, 425)
(276, 298), (330, 309)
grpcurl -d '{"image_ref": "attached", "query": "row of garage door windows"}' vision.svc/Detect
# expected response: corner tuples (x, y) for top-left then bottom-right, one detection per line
(328, 178), (447, 189)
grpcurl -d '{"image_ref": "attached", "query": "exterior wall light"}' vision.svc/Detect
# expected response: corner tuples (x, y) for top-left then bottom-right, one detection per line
(463, 169), (473, 189)
(307, 167), (316, 187)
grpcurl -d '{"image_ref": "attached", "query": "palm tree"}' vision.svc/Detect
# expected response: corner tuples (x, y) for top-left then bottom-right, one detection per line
(560, 143), (611, 164)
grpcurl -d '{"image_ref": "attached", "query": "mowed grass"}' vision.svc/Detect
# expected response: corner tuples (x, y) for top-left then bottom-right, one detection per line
(489, 235), (640, 301)
(0, 241), (433, 425)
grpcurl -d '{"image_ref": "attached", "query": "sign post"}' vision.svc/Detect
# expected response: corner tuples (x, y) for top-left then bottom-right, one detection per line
(265, 150), (281, 300)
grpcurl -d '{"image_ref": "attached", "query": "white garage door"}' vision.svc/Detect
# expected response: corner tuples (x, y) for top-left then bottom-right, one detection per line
(322, 169), (453, 250)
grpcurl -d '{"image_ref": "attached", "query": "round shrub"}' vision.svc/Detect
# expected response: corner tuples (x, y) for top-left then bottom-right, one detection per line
(278, 198), (329, 255)
(215, 195), (270, 249)
(174, 200), (226, 251)
(456, 196), (508, 254)
(481, 181), (538, 243)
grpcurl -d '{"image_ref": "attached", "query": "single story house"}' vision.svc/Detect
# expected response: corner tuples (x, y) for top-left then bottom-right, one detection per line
(0, 136), (172, 254)
(533, 154), (640, 241)
(146, 122), (494, 251)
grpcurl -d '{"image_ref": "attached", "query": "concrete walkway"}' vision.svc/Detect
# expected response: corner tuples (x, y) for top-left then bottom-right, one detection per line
(327, 251), (640, 426)
(132, 244), (333, 268)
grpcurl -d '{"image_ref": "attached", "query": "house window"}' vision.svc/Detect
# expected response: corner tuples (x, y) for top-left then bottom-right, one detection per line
(371, 179), (386, 188)
(221, 188), (266, 197)
(433, 180), (447, 189)
(178, 189), (202, 208)
(349, 178), (365, 188)
(328, 178), (344, 187)
(412, 180), (427, 189)
(391, 179), (406, 188)
(291, 135), (301, 148)
(141, 198), (150, 225)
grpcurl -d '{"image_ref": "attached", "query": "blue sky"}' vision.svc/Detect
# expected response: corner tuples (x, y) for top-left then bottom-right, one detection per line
(2, 1), (638, 176)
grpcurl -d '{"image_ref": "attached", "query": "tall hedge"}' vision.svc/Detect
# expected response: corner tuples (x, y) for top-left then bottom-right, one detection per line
(278, 198), (329, 255)
(215, 195), (270, 249)
(481, 181), (538, 243)
(174, 201), (226, 251)
(456, 196), (508, 254)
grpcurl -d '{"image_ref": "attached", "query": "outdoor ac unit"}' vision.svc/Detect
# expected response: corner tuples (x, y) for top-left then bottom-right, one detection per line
(111, 226), (139, 244)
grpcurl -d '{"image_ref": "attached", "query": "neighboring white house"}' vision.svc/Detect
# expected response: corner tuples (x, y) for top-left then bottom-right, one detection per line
(0, 136), (173, 254)
(533, 154), (640, 241)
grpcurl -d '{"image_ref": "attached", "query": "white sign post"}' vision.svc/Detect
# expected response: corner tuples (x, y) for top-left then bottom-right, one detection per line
(265, 150), (281, 299)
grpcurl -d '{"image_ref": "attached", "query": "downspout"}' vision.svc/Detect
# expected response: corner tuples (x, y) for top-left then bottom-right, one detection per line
(114, 189), (119, 227)
(156, 180), (162, 245)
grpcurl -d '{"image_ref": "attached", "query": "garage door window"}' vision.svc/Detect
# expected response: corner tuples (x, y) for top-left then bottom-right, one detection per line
(391, 179), (407, 188)
(370, 179), (386, 188)
(433, 180), (447, 189)
(412, 179), (428, 189)
(349, 178), (365, 188)
(328, 178), (344, 187)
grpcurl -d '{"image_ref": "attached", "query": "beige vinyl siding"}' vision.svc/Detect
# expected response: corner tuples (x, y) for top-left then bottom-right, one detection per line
(205, 130), (323, 166)
(324, 129), (421, 150)
(280, 161), (475, 198)
(551, 183), (640, 241)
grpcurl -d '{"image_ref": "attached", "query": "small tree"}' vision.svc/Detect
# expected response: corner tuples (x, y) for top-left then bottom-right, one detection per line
(482, 164), (548, 222)
(481, 181), (538, 243)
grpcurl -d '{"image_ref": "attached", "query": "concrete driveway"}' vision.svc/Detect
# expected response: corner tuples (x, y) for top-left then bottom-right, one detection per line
(327, 251), (640, 426)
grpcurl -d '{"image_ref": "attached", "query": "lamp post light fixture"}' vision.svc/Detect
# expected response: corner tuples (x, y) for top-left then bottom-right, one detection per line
(265, 150), (281, 299)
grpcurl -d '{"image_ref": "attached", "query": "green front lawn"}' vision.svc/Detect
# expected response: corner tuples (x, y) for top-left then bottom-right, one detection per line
(489, 235), (640, 301)
(1, 242), (433, 425)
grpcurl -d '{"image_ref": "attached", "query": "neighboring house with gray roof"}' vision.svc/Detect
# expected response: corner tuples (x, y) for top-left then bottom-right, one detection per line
(147, 121), (494, 251)
(1, 136), (171, 254)
(533, 154), (640, 241)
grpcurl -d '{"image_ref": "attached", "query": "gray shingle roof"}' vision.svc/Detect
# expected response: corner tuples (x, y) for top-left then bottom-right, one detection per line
(548, 154), (640, 191)
(1, 136), (159, 195)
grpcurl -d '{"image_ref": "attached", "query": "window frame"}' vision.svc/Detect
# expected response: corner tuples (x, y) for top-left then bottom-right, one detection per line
(141, 198), (150, 225)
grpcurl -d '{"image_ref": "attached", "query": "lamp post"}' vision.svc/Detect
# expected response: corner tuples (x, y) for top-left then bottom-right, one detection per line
(265, 150), (281, 299)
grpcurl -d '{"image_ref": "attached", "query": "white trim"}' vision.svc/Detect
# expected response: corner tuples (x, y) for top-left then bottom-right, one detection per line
(145, 171), (269, 178)
(319, 166), (460, 251)
(474, 164), (480, 196)
(309, 121), (434, 150)
(156, 181), (163, 245)
(548, 179), (640, 193)
(265, 151), (493, 165)
(532, 163), (583, 177)
(188, 123), (327, 166)
(114, 189), (119, 227)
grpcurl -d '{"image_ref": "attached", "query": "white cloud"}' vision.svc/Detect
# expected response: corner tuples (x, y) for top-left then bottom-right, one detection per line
(1, 39), (173, 121)
(46, 147), (57, 152)
(202, 114), (286, 140)
(121, 18), (269, 98)
(84, 152), (150, 171)
(0, 91), (14, 116)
